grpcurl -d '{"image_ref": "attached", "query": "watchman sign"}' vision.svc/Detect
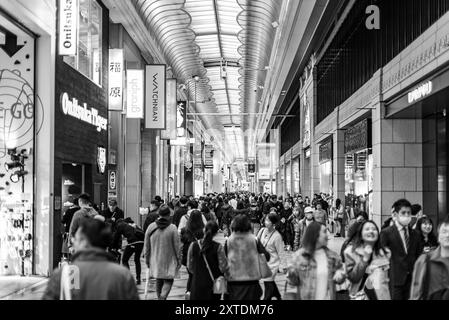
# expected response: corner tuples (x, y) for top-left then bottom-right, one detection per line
(145, 65), (166, 129)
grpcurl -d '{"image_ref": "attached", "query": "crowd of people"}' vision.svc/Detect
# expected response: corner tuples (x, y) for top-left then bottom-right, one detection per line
(44, 192), (449, 300)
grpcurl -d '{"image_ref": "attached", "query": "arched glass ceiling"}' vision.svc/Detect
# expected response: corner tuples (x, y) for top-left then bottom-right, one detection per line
(132, 0), (283, 162)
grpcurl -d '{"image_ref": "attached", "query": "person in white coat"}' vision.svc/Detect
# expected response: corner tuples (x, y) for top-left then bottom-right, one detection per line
(257, 212), (285, 300)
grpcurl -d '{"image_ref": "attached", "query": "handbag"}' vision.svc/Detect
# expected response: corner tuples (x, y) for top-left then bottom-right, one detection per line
(198, 240), (228, 296)
(283, 281), (299, 300)
(257, 229), (274, 279)
(60, 264), (72, 300)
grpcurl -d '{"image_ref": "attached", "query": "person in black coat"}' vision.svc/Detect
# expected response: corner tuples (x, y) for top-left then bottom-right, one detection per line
(380, 199), (423, 300)
(102, 199), (125, 226)
(173, 197), (189, 227)
(112, 218), (145, 285)
(143, 200), (160, 233)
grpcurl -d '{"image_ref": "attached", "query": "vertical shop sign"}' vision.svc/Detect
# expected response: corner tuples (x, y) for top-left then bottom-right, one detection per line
(59, 0), (78, 56)
(177, 101), (186, 137)
(303, 93), (311, 149)
(204, 145), (214, 169)
(145, 65), (166, 129)
(193, 137), (202, 168)
(126, 70), (144, 119)
(108, 49), (123, 111)
(97, 147), (107, 174)
(108, 170), (117, 194)
(161, 79), (177, 140)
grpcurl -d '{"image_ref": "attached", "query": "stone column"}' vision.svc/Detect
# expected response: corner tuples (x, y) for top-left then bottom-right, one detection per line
(372, 103), (423, 227)
(333, 130), (346, 206)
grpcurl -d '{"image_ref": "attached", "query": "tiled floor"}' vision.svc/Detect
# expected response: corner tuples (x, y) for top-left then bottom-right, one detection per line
(0, 232), (344, 300)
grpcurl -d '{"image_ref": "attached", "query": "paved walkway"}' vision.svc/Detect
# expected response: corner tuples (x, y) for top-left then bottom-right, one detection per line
(0, 233), (345, 300)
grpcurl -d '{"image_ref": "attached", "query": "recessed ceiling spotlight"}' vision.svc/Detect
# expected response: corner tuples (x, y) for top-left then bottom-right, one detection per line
(272, 21), (279, 28)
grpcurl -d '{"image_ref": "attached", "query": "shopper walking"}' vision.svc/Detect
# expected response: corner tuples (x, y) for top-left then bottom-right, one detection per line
(249, 199), (262, 235)
(144, 205), (181, 300)
(313, 202), (328, 226)
(113, 218), (145, 285)
(225, 214), (270, 300)
(286, 222), (346, 300)
(180, 210), (205, 296)
(415, 216), (439, 254)
(143, 200), (160, 233)
(380, 199), (423, 300)
(68, 194), (100, 241)
(172, 196), (189, 228)
(257, 213), (285, 300)
(410, 217), (449, 300)
(344, 220), (391, 300)
(332, 199), (345, 238)
(221, 199), (234, 237)
(178, 200), (207, 233)
(102, 199), (124, 225)
(187, 221), (229, 300)
(280, 201), (292, 250)
(43, 219), (139, 300)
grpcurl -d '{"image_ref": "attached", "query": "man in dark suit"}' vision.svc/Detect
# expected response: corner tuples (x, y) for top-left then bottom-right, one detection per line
(380, 199), (423, 300)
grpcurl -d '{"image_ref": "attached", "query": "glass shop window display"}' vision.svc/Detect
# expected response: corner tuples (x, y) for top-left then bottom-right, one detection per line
(63, 0), (103, 86)
(344, 150), (373, 217)
(0, 148), (34, 276)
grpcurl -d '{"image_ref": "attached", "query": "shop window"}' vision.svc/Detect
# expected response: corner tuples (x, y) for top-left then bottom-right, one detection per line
(64, 0), (102, 86)
(345, 150), (373, 216)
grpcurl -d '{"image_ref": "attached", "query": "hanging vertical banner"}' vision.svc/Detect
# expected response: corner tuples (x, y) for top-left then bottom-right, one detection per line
(204, 145), (214, 169)
(59, 0), (78, 56)
(193, 137), (202, 168)
(177, 101), (187, 138)
(161, 79), (177, 140)
(108, 49), (124, 111)
(126, 70), (144, 118)
(145, 65), (166, 129)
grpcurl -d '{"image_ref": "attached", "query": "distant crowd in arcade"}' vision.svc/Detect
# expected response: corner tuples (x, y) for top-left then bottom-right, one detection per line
(44, 191), (449, 301)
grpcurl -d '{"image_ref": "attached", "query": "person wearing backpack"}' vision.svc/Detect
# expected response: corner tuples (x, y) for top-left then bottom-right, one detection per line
(410, 217), (449, 300)
(113, 218), (145, 285)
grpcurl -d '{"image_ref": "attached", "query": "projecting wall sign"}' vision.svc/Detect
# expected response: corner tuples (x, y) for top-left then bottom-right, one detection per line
(59, 0), (78, 56)
(61, 93), (108, 132)
(145, 65), (166, 129)
(97, 147), (107, 174)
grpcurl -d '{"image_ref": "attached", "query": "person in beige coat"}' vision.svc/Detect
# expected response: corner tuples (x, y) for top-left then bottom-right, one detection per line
(144, 205), (181, 300)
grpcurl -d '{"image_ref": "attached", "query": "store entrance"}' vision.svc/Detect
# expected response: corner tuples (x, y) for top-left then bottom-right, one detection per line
(0, 12), (36, 276)
(423, 112), (448, 225)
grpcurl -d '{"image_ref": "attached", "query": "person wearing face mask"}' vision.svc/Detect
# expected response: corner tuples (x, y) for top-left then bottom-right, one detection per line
(297, 207), (315, 249)
(380, 199), (423, 300)
(410, 217), (449, 300)
(344, 221), (391, 300)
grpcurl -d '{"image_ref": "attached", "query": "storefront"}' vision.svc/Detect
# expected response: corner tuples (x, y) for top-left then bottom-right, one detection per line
(386, 67), (449, 225)
(319, 137), (333, 195)
(53, 0), (109, 267)
(0, 0), (56, 277)
(0, 14), (37, 276)
(344, 119), (373, 216)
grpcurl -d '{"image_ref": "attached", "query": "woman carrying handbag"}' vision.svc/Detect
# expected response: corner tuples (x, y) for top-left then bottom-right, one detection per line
(257, 213), (285, 300)
(187, 221), (229, 300)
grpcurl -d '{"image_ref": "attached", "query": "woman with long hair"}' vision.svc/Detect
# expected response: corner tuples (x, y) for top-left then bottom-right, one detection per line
(226, 214), (270, 300)
(287, 222), (346, 300)
(415, 216), (439, 253)
(187, 221), (229, 300)
(344, 220), (391, 300)
(181, 210), (205, 296)
(257, 213), (285, 300)
(332, 199), (345, 238)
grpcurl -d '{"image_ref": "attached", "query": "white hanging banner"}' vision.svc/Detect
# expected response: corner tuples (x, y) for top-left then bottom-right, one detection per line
(108, 49), (124, 111)
(59, 0), (78, 56)
(161, 79), (177, 140)
(145, 65), (166, 129)
(126, 69), (144, 119)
